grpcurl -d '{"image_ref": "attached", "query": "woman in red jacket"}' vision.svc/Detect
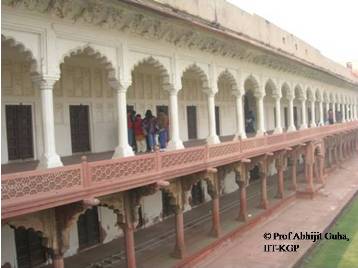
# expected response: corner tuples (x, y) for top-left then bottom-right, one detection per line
(134, 114), (146, 153)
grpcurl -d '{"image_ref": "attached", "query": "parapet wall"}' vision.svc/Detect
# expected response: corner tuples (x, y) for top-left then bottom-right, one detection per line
(153, 0), (357, 83)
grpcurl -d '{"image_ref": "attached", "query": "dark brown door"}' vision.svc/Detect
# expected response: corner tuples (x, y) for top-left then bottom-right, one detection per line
(162, 190), (174, 217)
(191, 181), (204, 206)
(6, 105), (34, 160)
(77, 207), (100, 249)
(15, 227), (47, 268)
(284, 107), (288, 129)
(215, 106), (220, 136)
(293, 106), (298, 129)
(186, 106), (197, 140)
(156, 105), (168, 116)
(70, 105), (91, 153)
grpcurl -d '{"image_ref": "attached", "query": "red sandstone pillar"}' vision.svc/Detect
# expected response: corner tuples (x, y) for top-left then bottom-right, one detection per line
(52, 253), (64, 268)
(260, 171), (268, 209)
(238, 181), (248, 221)
(305, 163), (314, 193)
(276, 166), (284, 199)
(124, 224), (136, 268)
(291, 156), (297, 191)
(211, 197), (221, 237)
(172, 210), (186, 259)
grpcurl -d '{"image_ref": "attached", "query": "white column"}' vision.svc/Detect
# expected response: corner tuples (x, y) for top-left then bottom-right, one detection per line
(332, 102), (336, 123)
(274, 95), (282, 134)
(113, 83), (134, 158)
(300, 97), (307, 129)
(310, 99), (316, 127)
(36, 76), (63, 169)
(325, 102), (330, 124)
(206, 92), (220, 144)
(167, 90), (184, 149)
(234, 92), (246, 139)
(287, 96), (296, 132)
(255, 93), (265, 136)
(342, 103), (346, 122)
(319, 100), (324, 126)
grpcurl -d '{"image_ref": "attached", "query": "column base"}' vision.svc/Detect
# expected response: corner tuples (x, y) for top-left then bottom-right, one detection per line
(37, 154), (63, 170)
(273, 127), (283, 134)
(112, 145), (134, 158)
(255, 130), (265, 137)
(206, 135), (220, 145)
(167, 139), (184, 150)
(234, 132), (247, 140)
(310, 122), (317, 128)
(287, 125), (296, 132)
(299, 124), (307, 130)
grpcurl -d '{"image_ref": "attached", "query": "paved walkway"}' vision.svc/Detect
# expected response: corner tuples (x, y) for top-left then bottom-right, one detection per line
(196, 155), (358, 268)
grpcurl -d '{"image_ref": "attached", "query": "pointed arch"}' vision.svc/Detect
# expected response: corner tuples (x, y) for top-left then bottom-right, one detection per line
(2, 34), (39, 75)
(181, 64), (209, 90)
(264, 78), (279, 96)
(60, 45), (118, 82)
(217, 69), (238, 92)
(243, 74), (260, 94)
(281, 82), (292, 99)
(130, 56), (171, 89)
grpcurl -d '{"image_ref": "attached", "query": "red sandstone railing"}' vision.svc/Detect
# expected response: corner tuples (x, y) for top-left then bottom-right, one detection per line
(2, 121), (358, 219)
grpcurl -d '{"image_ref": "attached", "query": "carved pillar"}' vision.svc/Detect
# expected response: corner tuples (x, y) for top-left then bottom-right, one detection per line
(310, 99), (316, 127)
(167, 89), (184, 149)
(274, 94), (283, 134)
(112, 82), (134, 158)
(319, 100), (324, 126)
(275, 153), (285, 199)
(255, 92), (265, 136)
(33, 76), (63, 169)
(164, 179), (186, 259)
(325, 102), (330, 124)
(332, 101), (336, 123)
(342, 103), (346, 122)
(288, 96), (296, 131)
(290, 152), (298, 191)
(234, 162), (249, 221)
(304, 143), (314, 193)
(206, 91), (220, 144)
(122, 192), (137, 268)
(205, 168), (221, 238)
(234, 92), (247, 139)
(259, 158), (269, 209)
(300, 97), (307, 129)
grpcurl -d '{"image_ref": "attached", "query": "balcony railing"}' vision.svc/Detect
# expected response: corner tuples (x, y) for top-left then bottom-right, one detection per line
(2, 121), (358, 219)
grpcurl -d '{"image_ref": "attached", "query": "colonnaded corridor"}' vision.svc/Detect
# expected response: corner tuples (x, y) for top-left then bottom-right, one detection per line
(197, 155), (358, 268)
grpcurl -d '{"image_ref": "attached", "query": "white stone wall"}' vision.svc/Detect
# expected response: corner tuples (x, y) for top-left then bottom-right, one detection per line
(1, 225), (17, 268)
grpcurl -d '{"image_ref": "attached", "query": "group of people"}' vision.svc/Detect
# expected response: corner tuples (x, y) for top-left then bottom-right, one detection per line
(127, 108), (169, 153)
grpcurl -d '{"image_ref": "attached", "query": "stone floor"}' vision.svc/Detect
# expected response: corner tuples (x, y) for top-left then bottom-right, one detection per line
(52, 169), (298, 268)
(196, 155), (358, 268)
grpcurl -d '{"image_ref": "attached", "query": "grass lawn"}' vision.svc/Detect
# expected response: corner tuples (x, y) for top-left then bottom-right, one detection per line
(301, 195), (358, 268)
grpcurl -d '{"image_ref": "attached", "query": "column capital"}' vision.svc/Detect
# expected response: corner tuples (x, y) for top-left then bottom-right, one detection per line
(109, 80), (131, 93)
(254, 91), (265, 99)
(32, 75), (60, 90)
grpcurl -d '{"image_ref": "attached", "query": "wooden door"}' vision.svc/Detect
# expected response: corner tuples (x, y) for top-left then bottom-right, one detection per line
(162, 190), (173, 217)
(156, 105), (168, 116)
(77, 207), (100, 249)
(6, 105), (34, 161)
(293, 106), (298, 129)
(284, 107), (288, 129)
(70, 105), (91, 153)
(215, 106), (220, 136)
(15, 228), (46, 268)
(191, 181), (204, 206)
(186, 106), (197, 140)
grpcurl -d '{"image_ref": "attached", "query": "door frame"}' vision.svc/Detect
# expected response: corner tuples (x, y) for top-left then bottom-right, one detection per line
(3, 102), (38, 163)
(67, 102), (94, 154)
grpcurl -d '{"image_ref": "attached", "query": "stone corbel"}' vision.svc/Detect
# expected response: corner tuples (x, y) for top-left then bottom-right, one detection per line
(162, 179), (185, 213)
(203, 168), (220, 199)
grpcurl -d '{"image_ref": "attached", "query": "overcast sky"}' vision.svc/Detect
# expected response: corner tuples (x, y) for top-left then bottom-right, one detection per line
(227, 0), (358, 65)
